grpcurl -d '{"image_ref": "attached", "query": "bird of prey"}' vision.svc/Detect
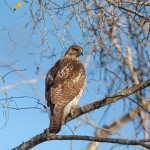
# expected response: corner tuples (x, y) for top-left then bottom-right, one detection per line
(45, 45), (86, 134)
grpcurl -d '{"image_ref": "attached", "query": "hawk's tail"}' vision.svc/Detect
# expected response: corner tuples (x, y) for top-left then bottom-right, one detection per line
(49, 109), (64, 134)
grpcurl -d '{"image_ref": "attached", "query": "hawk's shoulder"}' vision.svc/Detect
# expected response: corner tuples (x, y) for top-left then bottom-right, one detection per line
(45, 59), (61, 87)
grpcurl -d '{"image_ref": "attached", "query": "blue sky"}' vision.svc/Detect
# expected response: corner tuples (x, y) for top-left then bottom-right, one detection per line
(0, 1), (148, 150)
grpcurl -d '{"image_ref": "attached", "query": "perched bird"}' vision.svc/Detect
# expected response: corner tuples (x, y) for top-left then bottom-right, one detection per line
(45, 45), (86, 134)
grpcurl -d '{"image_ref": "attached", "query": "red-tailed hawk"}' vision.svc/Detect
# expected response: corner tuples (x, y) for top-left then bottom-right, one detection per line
(45, 45), (86, 134)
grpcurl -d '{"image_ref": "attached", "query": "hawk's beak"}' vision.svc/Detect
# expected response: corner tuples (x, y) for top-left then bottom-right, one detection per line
(81, 51), (83, 56)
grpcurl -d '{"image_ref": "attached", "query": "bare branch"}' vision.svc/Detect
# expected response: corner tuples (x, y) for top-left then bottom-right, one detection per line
(12, 134), (150, 150)
(12, 79), (150, 149)
(66, 79), (150, 123)
(0, 76), (45, 91)
(86, 107), (139, 150)
(106, 0), (150, 22)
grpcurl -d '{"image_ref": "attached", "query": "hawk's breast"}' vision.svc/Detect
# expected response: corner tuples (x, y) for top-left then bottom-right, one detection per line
(63, 76), (86, 119)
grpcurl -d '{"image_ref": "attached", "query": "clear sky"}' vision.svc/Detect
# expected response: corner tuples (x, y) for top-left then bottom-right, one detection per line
(0, 1), (147, 150)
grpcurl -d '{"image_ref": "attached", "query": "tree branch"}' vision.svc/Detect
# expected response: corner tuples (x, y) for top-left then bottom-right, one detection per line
(106, 0), (150, 22)
(86, 107), (139, 150)
(66, 79), (150, 122)
(12, 79), (150, 150)
(12, 135), (150, 150)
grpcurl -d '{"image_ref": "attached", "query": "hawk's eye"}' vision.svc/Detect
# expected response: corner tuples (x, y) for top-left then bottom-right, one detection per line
(73, 48), (78, 51)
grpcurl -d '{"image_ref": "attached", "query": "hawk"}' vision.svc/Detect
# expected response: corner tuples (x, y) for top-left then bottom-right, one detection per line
(45, 45), (86, 134)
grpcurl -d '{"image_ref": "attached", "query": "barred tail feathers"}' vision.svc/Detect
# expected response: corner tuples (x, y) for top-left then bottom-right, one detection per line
(49, 107), (64, 134)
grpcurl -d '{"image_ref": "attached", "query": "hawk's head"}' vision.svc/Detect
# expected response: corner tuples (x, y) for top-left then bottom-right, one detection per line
(65, 45), (83, 58)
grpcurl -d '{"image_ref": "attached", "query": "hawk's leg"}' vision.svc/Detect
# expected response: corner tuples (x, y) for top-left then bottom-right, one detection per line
(70, 107), (76, 117)
(44, 128), (56, 138)
(65, 107), (76, 123)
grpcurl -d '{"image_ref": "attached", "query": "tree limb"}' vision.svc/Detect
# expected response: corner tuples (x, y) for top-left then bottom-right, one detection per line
(12, 79), (150, 150)
(66, 79), (150, 122)
(12, 135), (150, 150)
